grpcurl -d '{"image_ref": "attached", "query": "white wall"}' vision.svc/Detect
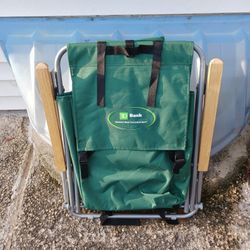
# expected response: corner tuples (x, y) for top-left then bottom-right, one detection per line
(0, 0), (248, 110)
(0, 0), (249, 17)
(0, 47), (26, 110)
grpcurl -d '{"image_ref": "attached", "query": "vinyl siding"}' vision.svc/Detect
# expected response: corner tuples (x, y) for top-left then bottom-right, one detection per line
(0, 47), (25, 110)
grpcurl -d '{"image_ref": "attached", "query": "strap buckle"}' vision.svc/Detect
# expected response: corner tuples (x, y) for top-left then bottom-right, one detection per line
(172, 151), (185, 174)
(78, 151), (88, 178)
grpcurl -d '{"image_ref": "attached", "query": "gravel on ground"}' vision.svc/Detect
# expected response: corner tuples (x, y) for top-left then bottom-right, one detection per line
(0, 111), (249, 250)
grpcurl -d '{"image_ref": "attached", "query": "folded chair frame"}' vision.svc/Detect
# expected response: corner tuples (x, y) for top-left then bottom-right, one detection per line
(52, 43), (206, 223)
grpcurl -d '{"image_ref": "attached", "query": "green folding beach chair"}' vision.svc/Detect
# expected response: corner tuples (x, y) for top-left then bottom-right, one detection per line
(36, 37), (223, 225)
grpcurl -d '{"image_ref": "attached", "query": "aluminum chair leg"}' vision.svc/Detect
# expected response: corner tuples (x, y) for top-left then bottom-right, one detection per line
(190, 45), (206, 211)
(61, 172), (69, 207)
(74, 173), (81, 213)
(64, 139), (75, 211)
(197, 172), (203, 204)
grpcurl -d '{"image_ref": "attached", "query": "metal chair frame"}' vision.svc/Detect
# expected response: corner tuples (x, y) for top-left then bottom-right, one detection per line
(53, 43), (206, 222)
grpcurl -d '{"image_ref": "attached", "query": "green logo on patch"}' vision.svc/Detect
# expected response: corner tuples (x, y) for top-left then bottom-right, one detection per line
(119, 112), (128, 120)
(108, 107), (156, 130)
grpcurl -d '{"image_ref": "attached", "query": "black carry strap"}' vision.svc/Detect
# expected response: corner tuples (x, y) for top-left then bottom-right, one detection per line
(125, 40), (135, 57)
(147, 41), (163, 107)
(100, 212), (141, 226)
(96, 40), (163, 107)
(105, 44), (154, 57)
(97, 41), (106, 107)
(78, 151), (89, 178)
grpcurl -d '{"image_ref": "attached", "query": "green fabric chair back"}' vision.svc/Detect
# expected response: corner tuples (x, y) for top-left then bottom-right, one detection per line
(57, 38), (195, 211)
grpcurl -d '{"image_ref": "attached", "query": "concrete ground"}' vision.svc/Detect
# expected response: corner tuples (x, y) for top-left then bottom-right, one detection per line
(0, 111), (249, 250)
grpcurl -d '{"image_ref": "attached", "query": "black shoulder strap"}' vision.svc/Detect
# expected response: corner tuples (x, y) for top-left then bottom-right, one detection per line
(125, 40), (135, 57)
(97, 41), (106, 107)
(96, 40), (163, 108)
(125, 40), (134, 49)
(147, 40), (163, 107)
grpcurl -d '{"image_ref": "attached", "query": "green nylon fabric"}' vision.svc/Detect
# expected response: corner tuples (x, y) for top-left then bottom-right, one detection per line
(57, 93), (194, 210)
(56, 39), (195, 211)
(68, 40), (194, 151)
